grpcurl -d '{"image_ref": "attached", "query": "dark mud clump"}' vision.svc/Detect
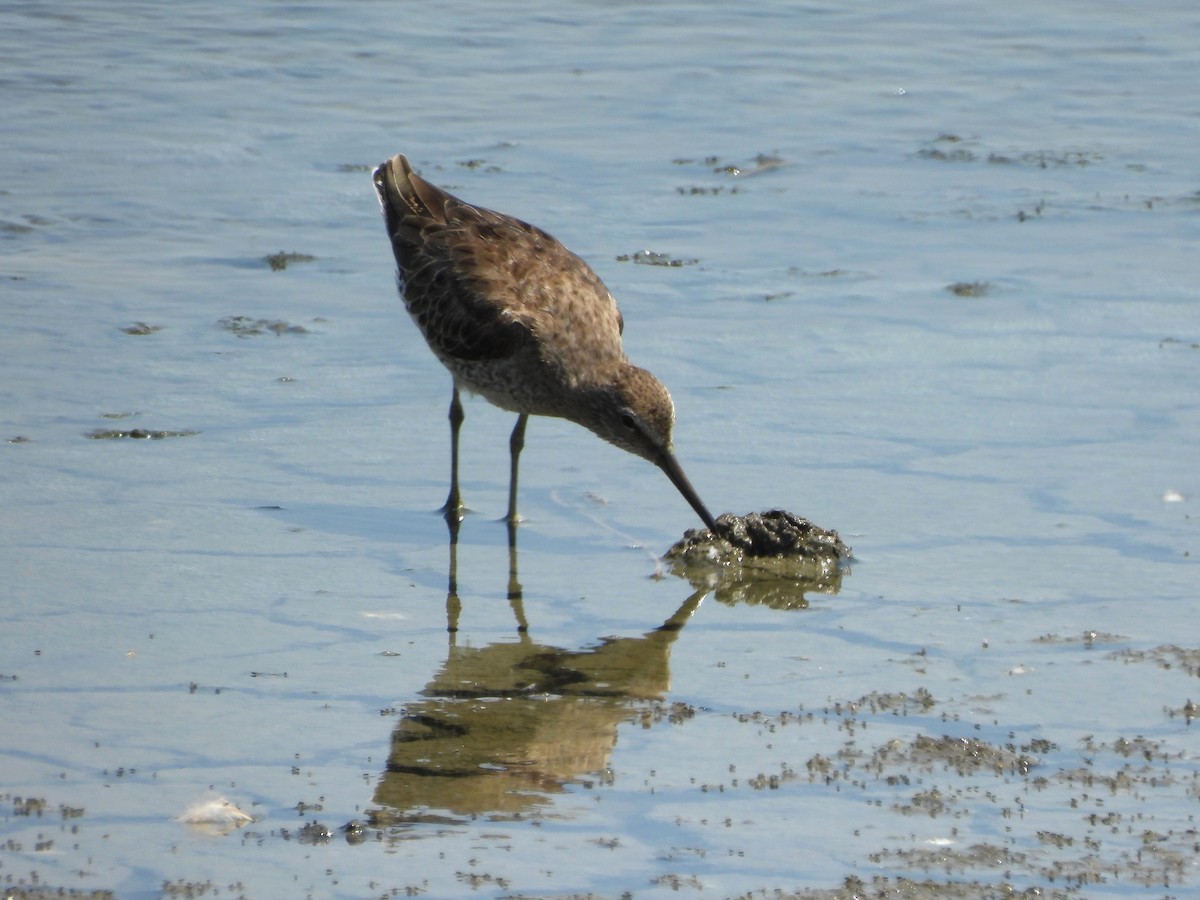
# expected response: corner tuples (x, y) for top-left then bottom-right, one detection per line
(664, 510), (851, 609)
(668, 509), (851, 564)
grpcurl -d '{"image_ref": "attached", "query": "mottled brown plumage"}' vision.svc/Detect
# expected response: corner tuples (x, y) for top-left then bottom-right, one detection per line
(373, 153), (715, 530)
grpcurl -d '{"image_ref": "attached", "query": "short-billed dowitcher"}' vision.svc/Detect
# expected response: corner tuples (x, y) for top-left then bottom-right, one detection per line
(373, 154), (717, 531)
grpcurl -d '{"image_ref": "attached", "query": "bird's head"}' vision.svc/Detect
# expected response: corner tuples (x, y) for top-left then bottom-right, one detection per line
(577, 365), (717, 531)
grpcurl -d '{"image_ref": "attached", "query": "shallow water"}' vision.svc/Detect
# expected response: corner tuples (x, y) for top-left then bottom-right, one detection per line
(2, 2), (1198, 898)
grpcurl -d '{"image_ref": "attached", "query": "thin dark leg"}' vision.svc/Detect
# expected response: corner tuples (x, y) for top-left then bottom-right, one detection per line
(442, 387), (464, 523)
(505, 413), (528, 524)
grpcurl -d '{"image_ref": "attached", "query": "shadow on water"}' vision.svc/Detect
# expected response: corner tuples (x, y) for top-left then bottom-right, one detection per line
(367, 515), (706, 826)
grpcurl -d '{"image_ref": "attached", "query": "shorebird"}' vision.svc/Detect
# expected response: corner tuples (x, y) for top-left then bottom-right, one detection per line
(373, 154), (717, 532)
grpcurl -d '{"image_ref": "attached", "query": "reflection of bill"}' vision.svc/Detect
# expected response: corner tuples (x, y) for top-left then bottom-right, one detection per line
(369, 515), (702, 824)
(370, 593), (701, 822)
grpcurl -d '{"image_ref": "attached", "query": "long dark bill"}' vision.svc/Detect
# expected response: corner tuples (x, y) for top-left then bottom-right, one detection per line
(657, 451), (719, 532)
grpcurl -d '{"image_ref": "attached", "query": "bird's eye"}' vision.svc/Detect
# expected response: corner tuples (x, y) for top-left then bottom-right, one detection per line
(619, 412), (637, 430)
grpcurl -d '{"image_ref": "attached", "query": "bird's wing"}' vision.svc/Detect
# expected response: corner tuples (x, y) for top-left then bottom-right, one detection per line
(375, 156), (623, 366)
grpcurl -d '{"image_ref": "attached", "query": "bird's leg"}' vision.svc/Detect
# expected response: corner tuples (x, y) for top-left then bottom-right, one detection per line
(505, 413), (528, 524)
(442, 387), (465, 523)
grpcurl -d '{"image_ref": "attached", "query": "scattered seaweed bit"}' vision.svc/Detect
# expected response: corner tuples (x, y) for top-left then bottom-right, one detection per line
(946, 281), (990, 297)
(99, 411), (137, 420)
(664, 510), (851, 609)
(918, 146), (977, 163)
(918, 136), (1103, 169)
(870, 843), (1035, 876)
(712, 153), (786, 177)
(87, 428), (198, 440)
(161, 880), (225, 898)
(217, 315), (309, 337)
(670, 155), (723, 167)
(1105, 644), (1200, 676)
(120, 321), (163, 335)
(675, 185), (740, 196)
(616, 249), (699, 267)
(456, 871), (511, 891)
(1167, 698), (1198, 723)
(263, 251), (315, 271)
(894, 786), (955, 817)
(1015, 200), (1047, 222)
(741, 153), (787, 176)
(1159, 336), (1200, 351)
(3, 889), (118, 899)
(842, 688), (938, 717)
(297, 820), (333, 844)
(878, 734), (1039, 777)
(1032, 630), (1126, 647)
(337, 162), (373, 173)
(13, 796), (48, 816)
(1093, 734), (1170, 762)
(672, 153), (785, 185)
(772, 875), (1074, 900)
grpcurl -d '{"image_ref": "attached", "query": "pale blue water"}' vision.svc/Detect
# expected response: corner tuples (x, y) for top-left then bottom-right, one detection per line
(2, 2), (1198, 898)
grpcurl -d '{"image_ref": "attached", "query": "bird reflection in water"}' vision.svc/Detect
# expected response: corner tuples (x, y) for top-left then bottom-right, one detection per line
(368, 515), (704, 826)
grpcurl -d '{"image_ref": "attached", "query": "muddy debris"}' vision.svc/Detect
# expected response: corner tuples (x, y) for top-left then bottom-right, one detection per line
(947, 280), (990, 297)
(120, 321), (163, 335)
(217, 315), (309, 337)
(87, 427), (198, 440)
(615, 249), (699, 267)
(664, 510), (851, 609)
(263, 250), (315, 271)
